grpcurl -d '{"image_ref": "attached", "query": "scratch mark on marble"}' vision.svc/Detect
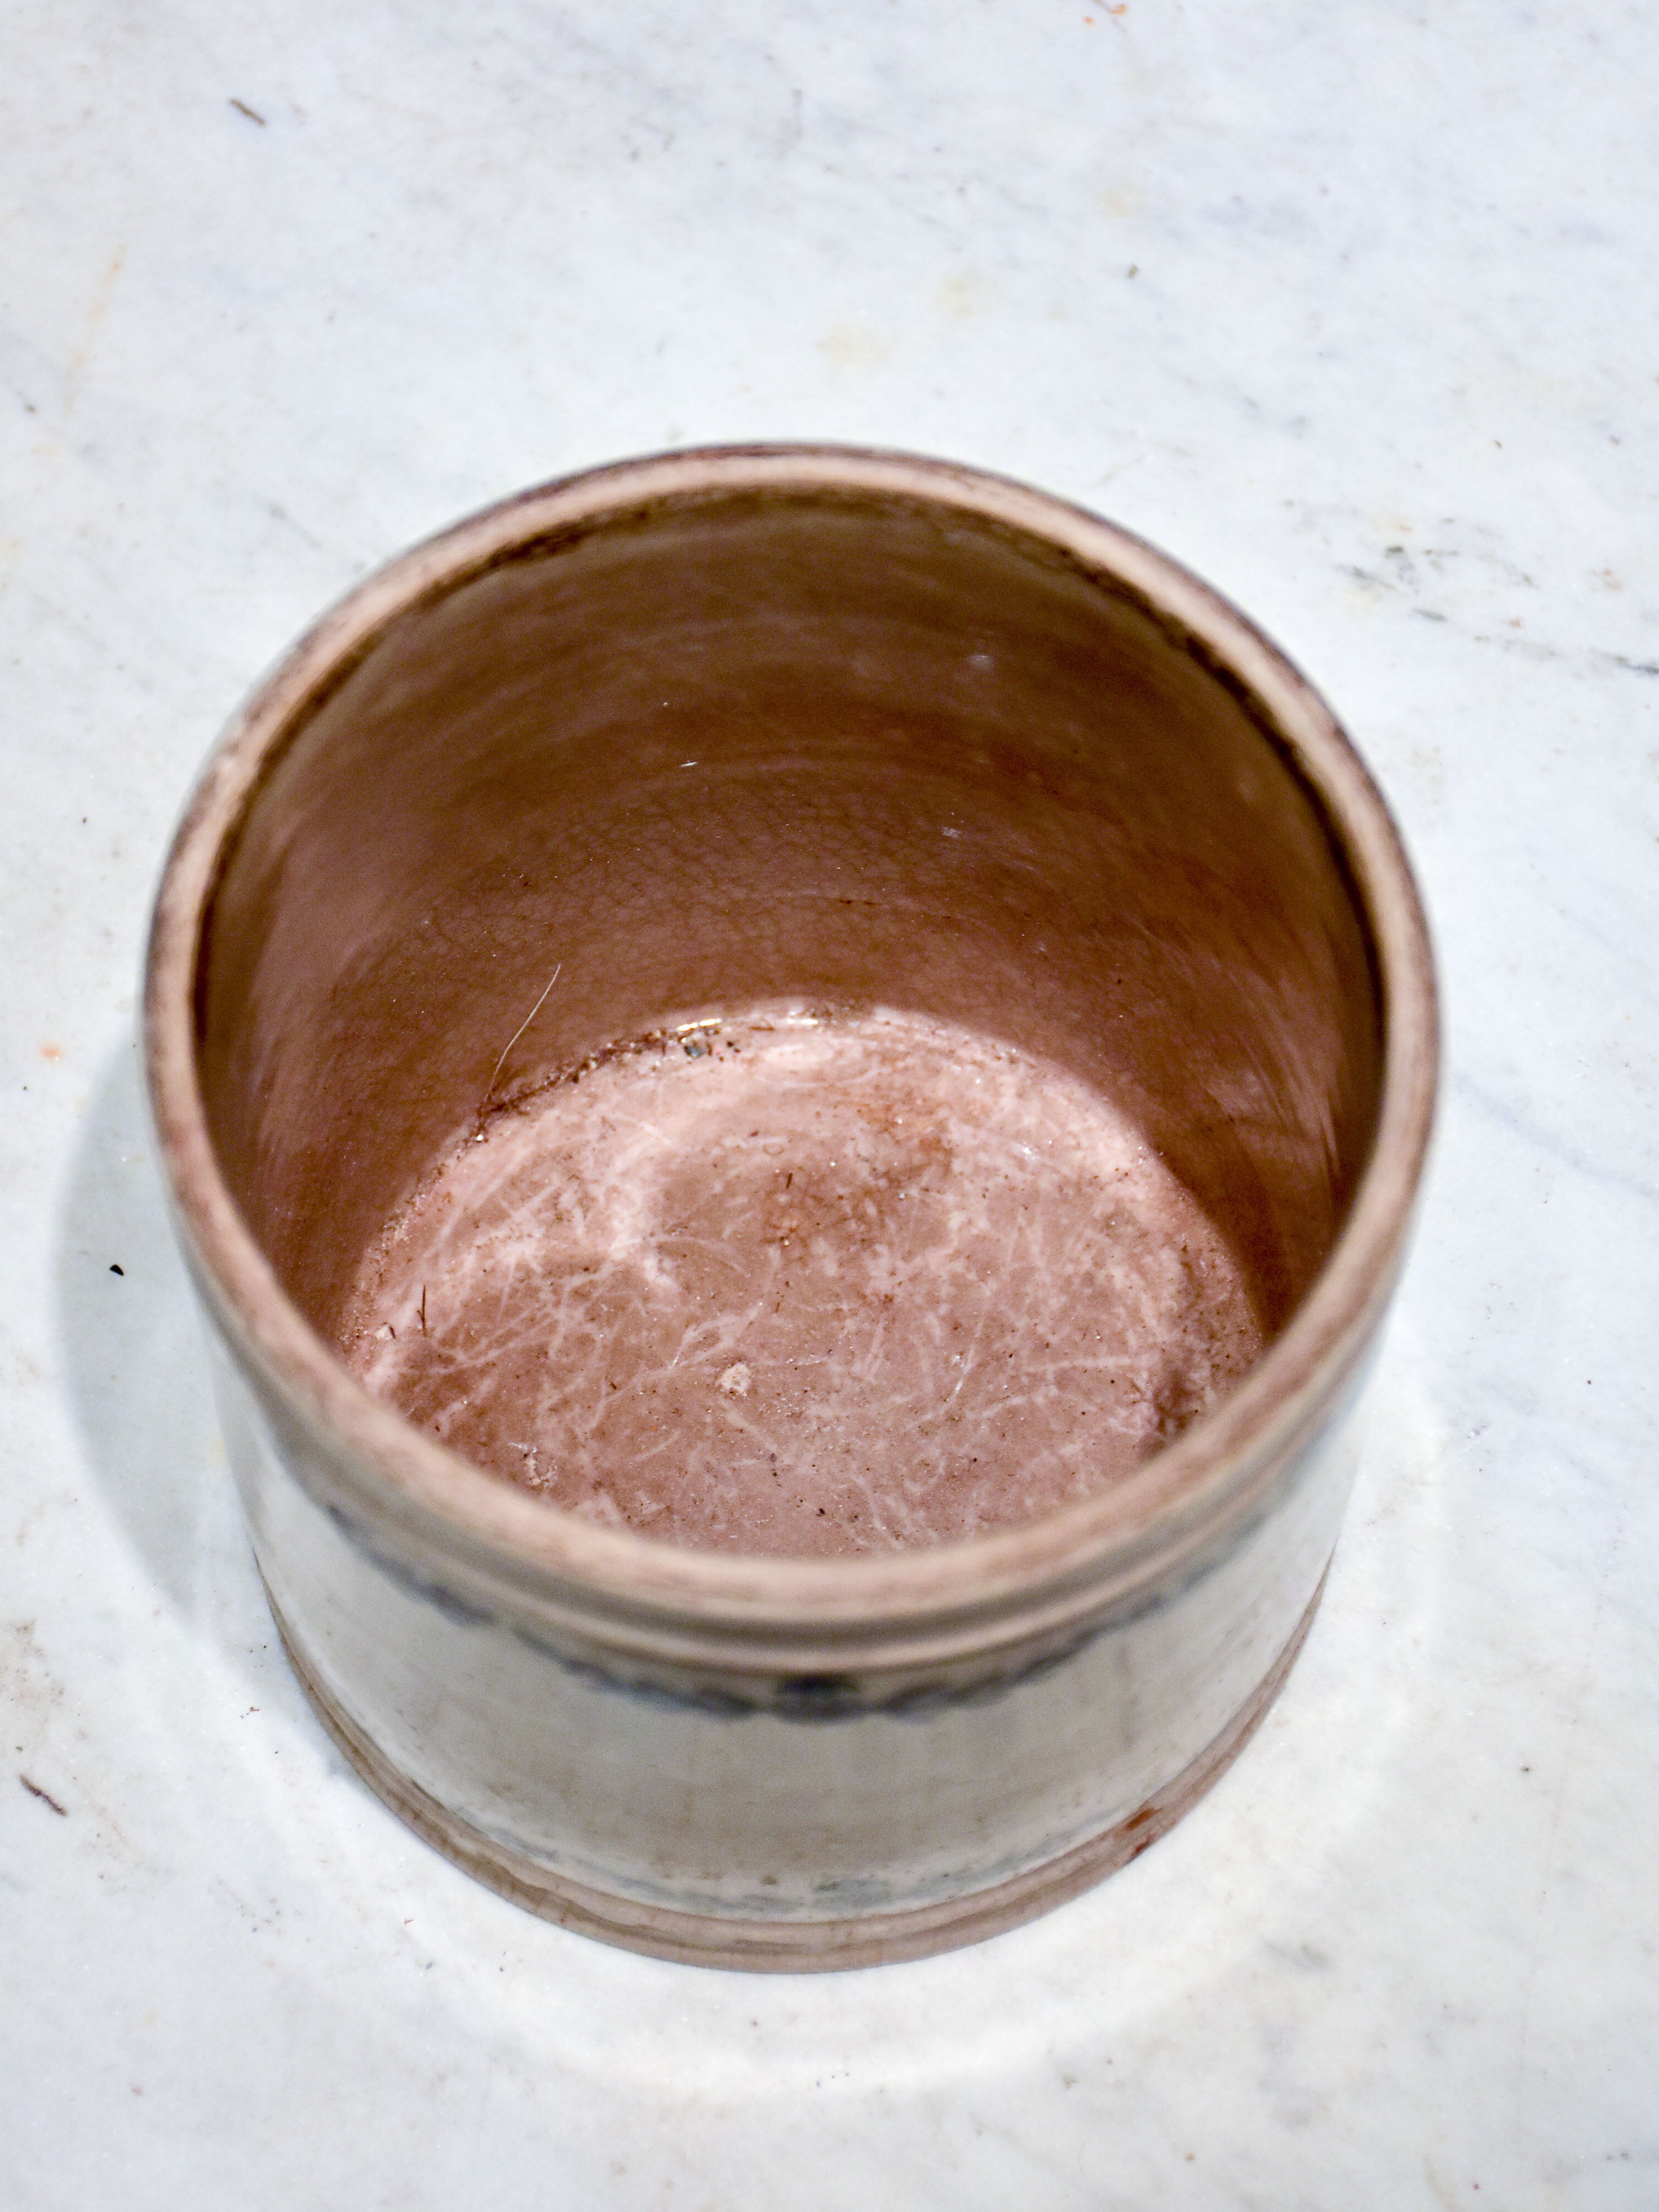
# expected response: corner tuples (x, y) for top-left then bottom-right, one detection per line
(1543, 894), (1659, 1013)
(19, 1773), (66, 1816)
(1339, 555), (1659, 678)
(266, 501), (322, 548)
(1449, 1070), (1659, 1209)
(65, 248), (127, 416)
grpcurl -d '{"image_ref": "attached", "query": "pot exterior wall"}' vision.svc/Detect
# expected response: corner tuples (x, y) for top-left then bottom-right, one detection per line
(204, 1304), (1368, 1965)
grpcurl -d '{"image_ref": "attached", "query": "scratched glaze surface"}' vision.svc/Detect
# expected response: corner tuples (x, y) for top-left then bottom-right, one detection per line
(344, 1008), (1261, 1552)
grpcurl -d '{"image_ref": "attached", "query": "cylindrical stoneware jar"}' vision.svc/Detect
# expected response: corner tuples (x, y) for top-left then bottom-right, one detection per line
(145, 446), (1437, 1970)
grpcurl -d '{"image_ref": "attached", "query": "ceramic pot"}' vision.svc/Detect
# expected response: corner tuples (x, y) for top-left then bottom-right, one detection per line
(145, 446), (1437, 1969)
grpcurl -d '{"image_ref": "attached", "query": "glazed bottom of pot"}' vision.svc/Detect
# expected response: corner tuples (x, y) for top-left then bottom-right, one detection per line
(267, 1567), (1327, 1972)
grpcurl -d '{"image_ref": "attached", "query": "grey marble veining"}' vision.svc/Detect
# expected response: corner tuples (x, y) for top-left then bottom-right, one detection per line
(2, 3), (1655, 2205)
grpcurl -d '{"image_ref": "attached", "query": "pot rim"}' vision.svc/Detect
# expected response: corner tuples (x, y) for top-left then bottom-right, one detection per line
(144, 442), (1438, 1655)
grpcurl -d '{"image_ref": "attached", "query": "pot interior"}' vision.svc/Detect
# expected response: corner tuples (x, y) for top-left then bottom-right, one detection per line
(193, 483), (1383, 1553)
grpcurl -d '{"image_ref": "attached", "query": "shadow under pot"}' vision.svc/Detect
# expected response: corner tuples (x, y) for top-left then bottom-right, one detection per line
(145, 445), (1437, 1969)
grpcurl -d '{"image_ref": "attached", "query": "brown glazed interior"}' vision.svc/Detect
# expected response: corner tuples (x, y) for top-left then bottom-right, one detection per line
(190, 467), (1385, 1554)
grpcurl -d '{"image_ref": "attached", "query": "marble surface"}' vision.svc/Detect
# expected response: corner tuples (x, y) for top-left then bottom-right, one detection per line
(2, 1), (1655, 2204)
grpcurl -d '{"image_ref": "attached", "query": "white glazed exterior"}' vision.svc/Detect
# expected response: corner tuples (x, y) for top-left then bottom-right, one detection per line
(224, 1343), (1363, 1952)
